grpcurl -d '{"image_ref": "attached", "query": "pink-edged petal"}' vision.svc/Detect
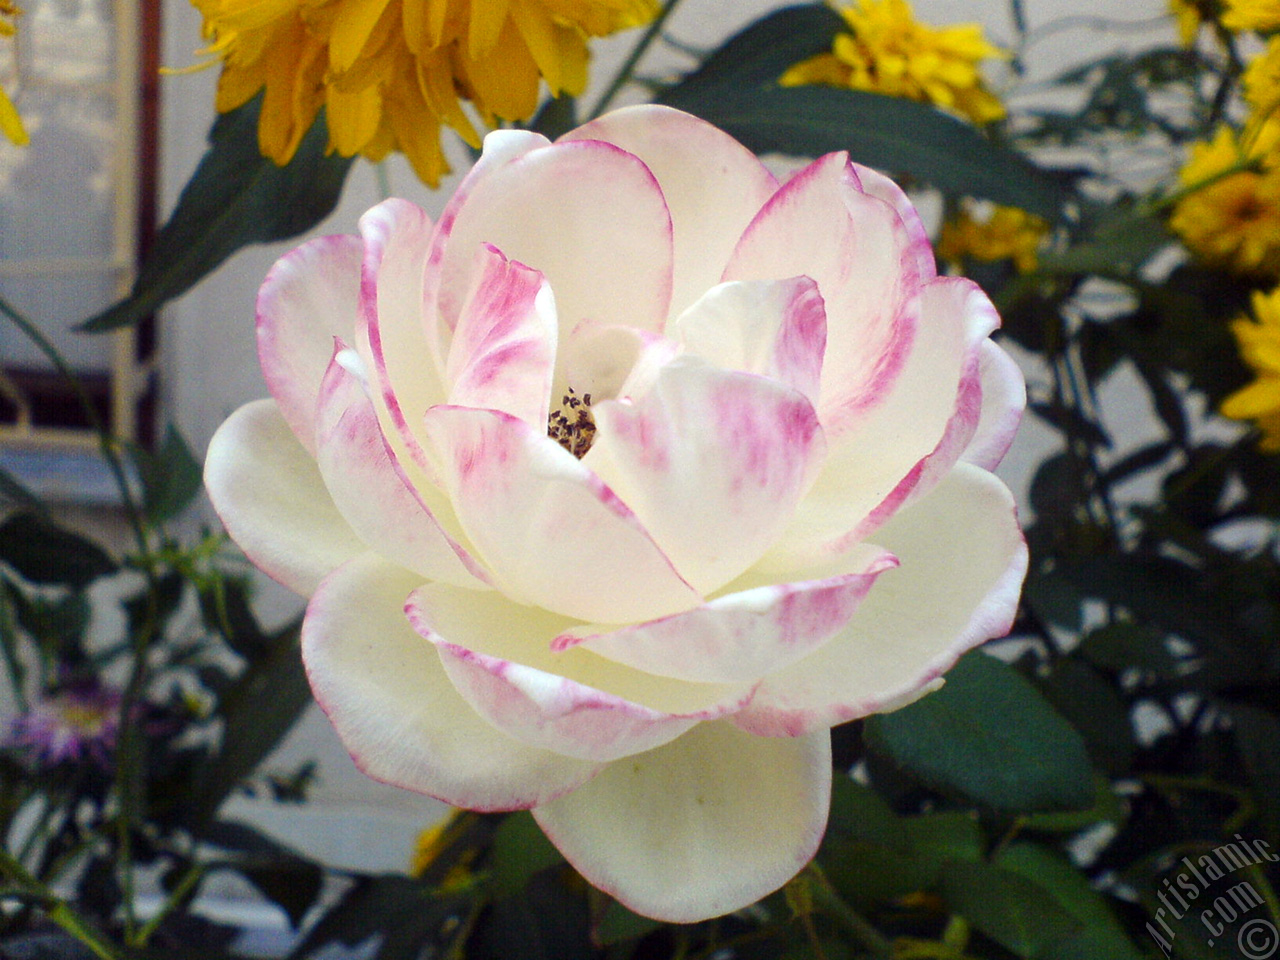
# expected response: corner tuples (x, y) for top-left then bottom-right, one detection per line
(554, 543), (897, 684)
(355, 198), (448, 474)
(421, 405), (700, 623)
(303, 554), (601, 810)
(585, 357), (825, 594)
(562, 104), (779, 319)
(256, 234), (364, 454)
(669, 276), (827, 407)
(534, 721), (832, 923)
(723, 152), (925, 437)
(430, 138), (674, 343)
(204, 399), (364, 596)
(314, 348), (488, 587)
(851, 163), (937, 282)
(445, 243), (557, 425)
(963, 340), (1026, 470)
(733, 462), (1027, 738)
(405, 583), (751, 763)
(766, 277), (1001, 573)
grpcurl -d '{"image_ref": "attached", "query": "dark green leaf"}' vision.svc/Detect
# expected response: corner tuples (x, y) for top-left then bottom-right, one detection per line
(593, 899), (662, 947)
(827, 775), (909, 852)
(0, 465), (48, 519)
(1023, 570), (1085, 632)
(0, 512), (116, 588)
(470, 872), (592, 960)
(288, 874), (461, 960)
(185, 618), (310, 826)
(199, 573), (271, 662)
(529, 95), (578, 141)
(1034, 658), (1136, 776)
(864, 651), (1095, 812)
(131, 426), (203, 525)
(1080, 622), (1179, 679)
(81, 94), (354, 332)
(1022, 775), (1124, 833)
(201, 820), (323, 927)
(997, 842), (1144, 960)
(489, 811), (564, 898)
(1229, 703), (1280, 848)
(657, 7), (1074, 219)
(940, 859), (1083, 958)
(1038, 212), (1170, 278)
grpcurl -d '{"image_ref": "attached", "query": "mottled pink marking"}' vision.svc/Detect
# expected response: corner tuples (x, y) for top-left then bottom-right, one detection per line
(607, 405), (671, 473)
(772, 278), (827, 397)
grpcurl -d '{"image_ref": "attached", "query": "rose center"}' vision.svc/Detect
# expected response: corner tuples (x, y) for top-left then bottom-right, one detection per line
(548, 388), (596, 458)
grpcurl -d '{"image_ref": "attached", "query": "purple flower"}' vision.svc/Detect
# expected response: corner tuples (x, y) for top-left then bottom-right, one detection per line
(8, 684), (122, 767)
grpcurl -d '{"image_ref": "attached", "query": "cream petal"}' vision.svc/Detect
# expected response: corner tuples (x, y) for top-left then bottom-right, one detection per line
(405, 583), (750, 762)
(723, 152), (925, 438)
(963, 339), (1027, 470)
(851, 163), (937, 282)
(421, 405), (700, 622)
(204, 399), (364, 596)
(554, 543), (897, 684)
(562, 104), (779, 319)
(445, 242), (557, 426)
(669, 276), (826, 407)
(256, 233), (364, 454)
(303, 554), (600, 810)
(534, 721), (832, 922)
(765, 277), (1002, 573)
(585, 357), (825, 594)
(429, 138), (674, 345)
(732, 463), (1027, 737)
(314, 350), (488, 587)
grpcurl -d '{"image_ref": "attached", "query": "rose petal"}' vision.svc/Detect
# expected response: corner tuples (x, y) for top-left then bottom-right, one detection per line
(962, 340), (1026, 470)
(355, 198), (448, 474)
(534, 721), (832, 922)
(563, 104), (779, 319)
(256, 234), (364, 454)
(405, 583), (750, 762)
(421, 405), (700, 622)
(851, 163), (937, 282)
(765, 277), (1001, 572)
(723, 152), (924, 437)
(733, 462), (1028, 737)
(314, 349), (488, 587)
(302, 553), (601, 810)
(204, 399), (365, 595)
(586, 357), (825, 594)
(669, 275), (827, 407)
(554, 543), (897, 684)
(429, 137), (674, 344)
(445, 242), (557, 426)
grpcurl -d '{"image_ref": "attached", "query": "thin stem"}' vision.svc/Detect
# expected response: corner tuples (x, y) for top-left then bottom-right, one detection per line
(0, 848), (124, 960)
(134, 862), (205, 948)
(807, 864), (893, 959)
(587, 0), (684, 121)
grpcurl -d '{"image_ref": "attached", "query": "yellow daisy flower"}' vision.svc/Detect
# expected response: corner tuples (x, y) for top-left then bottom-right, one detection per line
(1244, 36), (1280, 118)
(1169, 0), (1207, 45)
(936, 202), (1049, 273)
(780, 0), (1009, 126)
(0, 0), (27, 146)
(1222, 0), (1280, 32)
(192, 0), (658, 186)
(1170, 122), (1280, 275)
(1222, 286), (1280, 450)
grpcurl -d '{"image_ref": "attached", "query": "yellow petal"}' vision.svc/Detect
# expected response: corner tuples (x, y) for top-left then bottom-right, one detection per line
(326, 81), (382, 154)
(0, 84), (28, 146)
(1222, 377), (1280, 420)
(468, 0), (510, 58)
(330, 0), (392, 72)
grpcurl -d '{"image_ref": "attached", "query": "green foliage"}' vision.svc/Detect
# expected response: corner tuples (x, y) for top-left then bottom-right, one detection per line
(80, 94), (354, 333)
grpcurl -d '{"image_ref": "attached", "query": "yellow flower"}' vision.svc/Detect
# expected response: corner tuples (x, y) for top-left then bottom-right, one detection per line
(410, 809), (476, 889)
(192, 0), (658, 186)
(0, 0), (28, 146)
(936, 202), (1049, 273)
(780, 0), (1008, 126)
(1170, 123), (1280, 275)
(1169, 0), (1206, 45)
(1222, 286), (1280, 450)
(1244, 36), (1280, 118)
(1223, 0), (1280, 32)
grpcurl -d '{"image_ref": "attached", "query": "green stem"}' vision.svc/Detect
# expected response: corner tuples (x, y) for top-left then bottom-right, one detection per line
(587, 0), (684, 121)
(0, 294), (162, 941)
(0, 848), (124, 960)
(807, 864), (893, 959)
(134, 862), (205, 948)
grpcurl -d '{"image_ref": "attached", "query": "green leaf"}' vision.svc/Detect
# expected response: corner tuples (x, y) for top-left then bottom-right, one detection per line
(0, 512), (116, 588)
(130, 425), (203, 525)
(827, 775), (910, 852)
(489, 811), (564, 898)
(0, 465), (48, 519)
(1079, 622), (1179, 679)
(997, 842), (1144, 960)
(593, 899), (662, 947)
(1033, 659), (1136, 776)
(1022, 775), (1124, 833)
(940, 859), (1083, 958)
(81, 94), (354, 332)
(185, 618), (310, 826)
(657, 7), (1074, 220)
(201, 820), (323, 928)
(864, 651), (1095, 812)
(1229, 703), (1280, 848)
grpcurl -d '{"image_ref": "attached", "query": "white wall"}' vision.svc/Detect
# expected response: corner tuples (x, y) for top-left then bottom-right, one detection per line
(156, 0), (1175, 873)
